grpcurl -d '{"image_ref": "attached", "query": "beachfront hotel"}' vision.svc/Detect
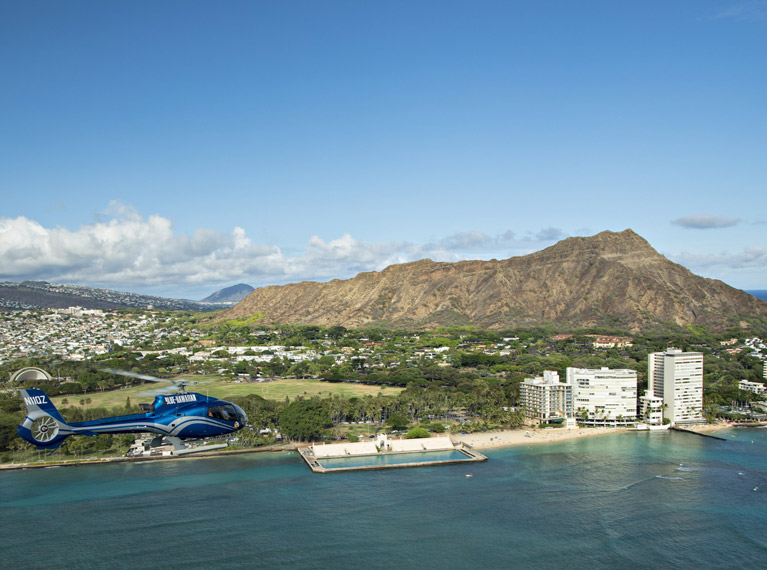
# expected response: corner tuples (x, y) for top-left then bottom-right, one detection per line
(520, 370), (573, 424)
(648, 348), (704, 424)
(566, 367), (638, 425)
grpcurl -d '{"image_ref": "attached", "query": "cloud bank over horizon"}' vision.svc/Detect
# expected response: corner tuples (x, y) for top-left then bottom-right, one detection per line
(1, 203), (763, 298)
(0, 203), (566, 298)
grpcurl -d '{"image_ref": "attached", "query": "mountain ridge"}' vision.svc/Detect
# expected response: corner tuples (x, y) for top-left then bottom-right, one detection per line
(220, 229), (767, 332)
(0, 281), (223, 312)
(200, 283), (254, 304)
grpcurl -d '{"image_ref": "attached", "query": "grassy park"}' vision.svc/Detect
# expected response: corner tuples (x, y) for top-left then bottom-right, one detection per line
(50, 376), (403, 411)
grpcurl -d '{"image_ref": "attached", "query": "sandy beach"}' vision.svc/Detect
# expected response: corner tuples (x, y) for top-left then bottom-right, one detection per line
(451, 422), (734, 450)
(451, 426), (626, 449)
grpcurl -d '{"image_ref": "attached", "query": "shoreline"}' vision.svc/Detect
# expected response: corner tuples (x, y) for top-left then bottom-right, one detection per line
(0, 442), (298, 471)
(450, 422), (736, 451)
(1, 422), (748, 471)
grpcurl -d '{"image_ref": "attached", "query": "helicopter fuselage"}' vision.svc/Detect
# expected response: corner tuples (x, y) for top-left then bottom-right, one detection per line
(74, 393), (246, 437)
(17, 389), (248, 449)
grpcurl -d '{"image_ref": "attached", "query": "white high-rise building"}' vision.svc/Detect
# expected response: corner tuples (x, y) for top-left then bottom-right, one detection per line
(566, 367), (637, 424)
(520, 370), (573, 423)
(648, 348), (703, 424)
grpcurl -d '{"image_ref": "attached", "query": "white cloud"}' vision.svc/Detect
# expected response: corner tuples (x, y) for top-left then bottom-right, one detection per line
(670, 248), (767, 270)
(708, 1), (767, 22)
(419, 230), (535, 260)
(666, 247), (767, 289)
(0, 205), (585, 297)
(440, 231), (494, 250)
(531, 227), (567, 241)
(291, 234), (406, 278)
(671, 214), (741, 229)
(0, 206), (283, 292)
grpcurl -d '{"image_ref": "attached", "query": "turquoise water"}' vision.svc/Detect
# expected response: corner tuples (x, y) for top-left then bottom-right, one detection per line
(318, 449), (471, 470)
(1, 428), (766, 569)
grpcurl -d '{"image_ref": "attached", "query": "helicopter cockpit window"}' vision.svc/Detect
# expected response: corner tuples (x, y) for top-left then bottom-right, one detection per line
(207, 405), (239, 422)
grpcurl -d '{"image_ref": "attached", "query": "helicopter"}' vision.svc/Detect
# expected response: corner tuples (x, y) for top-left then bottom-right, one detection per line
(16, 368), (248, 451)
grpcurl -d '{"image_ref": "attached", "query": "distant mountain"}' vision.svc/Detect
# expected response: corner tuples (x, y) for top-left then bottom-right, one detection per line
(0, 281), (220, 312)
(746, 290), (767, 302)
(201, 283), (254, 304)
(220, 229), (767, 332)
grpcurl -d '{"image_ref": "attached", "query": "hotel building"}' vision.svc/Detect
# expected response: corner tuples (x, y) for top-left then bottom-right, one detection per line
(648, 348), (704, 424)
(520, 370), (573, 423)
(566, 367), (638, 425)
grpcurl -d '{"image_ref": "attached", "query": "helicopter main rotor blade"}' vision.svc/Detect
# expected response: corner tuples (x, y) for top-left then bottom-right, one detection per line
(100, 368), (172, 384)
(101, 368), (197, 390)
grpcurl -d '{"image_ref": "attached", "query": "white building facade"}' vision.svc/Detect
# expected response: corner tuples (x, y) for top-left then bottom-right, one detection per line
(738, 379), (766, 395)
(520, 370), (573, 423)
(566, 367), (637, 425)
(648, 348), (704, 424)
(639, 391), (664, 426)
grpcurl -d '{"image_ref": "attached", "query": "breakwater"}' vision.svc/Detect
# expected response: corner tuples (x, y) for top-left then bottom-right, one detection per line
(670, 426), (727, 441)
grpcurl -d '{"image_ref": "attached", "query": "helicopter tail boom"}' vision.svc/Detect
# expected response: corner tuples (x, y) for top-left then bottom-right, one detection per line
(17, 389), (79, 449)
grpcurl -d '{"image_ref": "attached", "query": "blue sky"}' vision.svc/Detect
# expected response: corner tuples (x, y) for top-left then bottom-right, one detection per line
(1, 0), (765, 299)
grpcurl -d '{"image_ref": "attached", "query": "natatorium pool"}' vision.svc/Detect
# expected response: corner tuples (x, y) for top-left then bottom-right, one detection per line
(315, 449), (479, 471)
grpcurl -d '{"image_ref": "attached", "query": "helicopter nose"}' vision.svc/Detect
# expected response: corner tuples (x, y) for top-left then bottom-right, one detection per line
(233, 404), (249, 426)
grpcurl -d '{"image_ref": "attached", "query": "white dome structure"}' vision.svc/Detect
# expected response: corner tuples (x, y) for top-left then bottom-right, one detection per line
(10, 367), (53, 383)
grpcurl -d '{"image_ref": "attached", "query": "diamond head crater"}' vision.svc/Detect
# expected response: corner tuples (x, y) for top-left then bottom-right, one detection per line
(219, 229), (767, 333)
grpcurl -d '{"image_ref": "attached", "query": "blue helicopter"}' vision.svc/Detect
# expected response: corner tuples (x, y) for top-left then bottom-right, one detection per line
(17, 369), (248, 450)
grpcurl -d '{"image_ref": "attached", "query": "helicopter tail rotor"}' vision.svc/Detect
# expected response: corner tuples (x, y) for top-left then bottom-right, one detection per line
(17, 389), (76, 449)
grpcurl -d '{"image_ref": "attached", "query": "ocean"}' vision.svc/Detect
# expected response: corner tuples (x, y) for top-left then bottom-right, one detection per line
(1, 428), (765, 570)
(746, 290), (767, 301)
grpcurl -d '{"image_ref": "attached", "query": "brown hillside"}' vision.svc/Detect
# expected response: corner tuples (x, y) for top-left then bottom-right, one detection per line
(220, 229), (767, 332)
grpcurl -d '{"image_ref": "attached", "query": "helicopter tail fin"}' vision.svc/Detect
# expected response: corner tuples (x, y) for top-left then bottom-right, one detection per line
(17, 389), (74, 449)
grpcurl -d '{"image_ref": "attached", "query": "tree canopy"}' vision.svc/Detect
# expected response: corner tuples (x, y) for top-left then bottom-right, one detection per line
(278, 398), (332, 441)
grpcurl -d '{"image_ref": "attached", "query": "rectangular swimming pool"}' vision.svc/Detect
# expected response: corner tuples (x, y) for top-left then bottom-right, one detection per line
(316, 449), (474, 471)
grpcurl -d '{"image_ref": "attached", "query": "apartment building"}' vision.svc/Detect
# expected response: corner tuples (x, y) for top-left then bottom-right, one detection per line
(648, 348), (703, 424)
(566, 367), (637, 424)
(520, 370), (573, 423)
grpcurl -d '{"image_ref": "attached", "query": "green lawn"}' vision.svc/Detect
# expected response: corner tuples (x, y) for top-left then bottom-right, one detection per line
(51, 376), (402, 411)
(205, 378), (402, 400)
